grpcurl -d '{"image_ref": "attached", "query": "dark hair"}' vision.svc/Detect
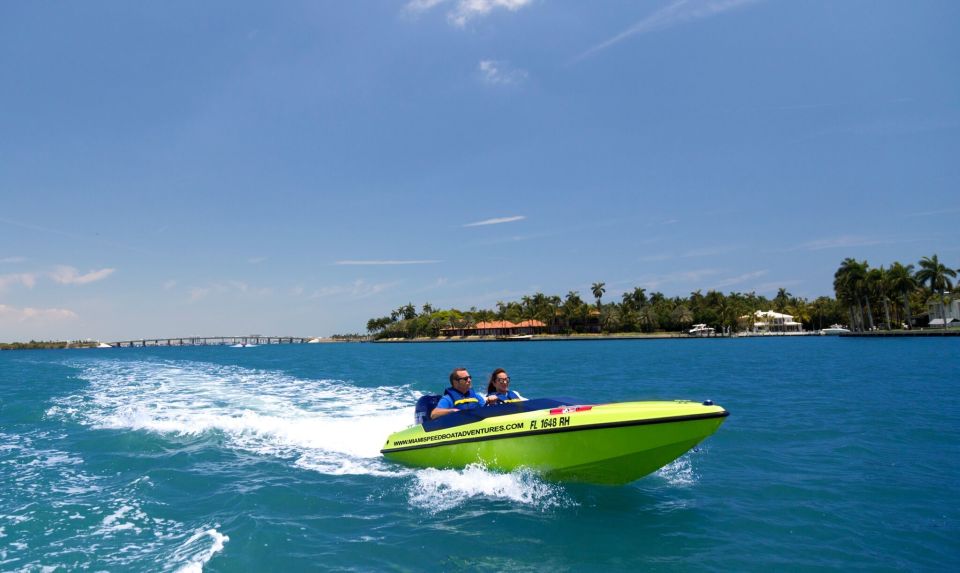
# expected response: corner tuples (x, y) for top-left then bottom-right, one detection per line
(449, 367), (467, 386)
(487, 368), (508, 394)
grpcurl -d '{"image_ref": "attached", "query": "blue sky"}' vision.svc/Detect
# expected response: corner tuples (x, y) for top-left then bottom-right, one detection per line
(1, 0), (958, 341)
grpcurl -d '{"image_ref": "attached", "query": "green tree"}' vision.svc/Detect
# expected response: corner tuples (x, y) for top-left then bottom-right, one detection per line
(773, 288), (791, 313)
(671, 305), (694, 331)
(591, 282), (606, 311)
(886, 262), (916, 329)
(916, 254), (957, 329)
(834, 258), (868, 331)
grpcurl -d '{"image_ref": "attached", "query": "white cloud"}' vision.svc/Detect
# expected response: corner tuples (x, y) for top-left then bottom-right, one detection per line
(335, 260), (441, 265)
(188, 281), (271, 302)
(681, 245), (739, 258)
(463, 215), (526, 227)
(0, 304), (78, 323)
(189, 286), (214, 302)
(575, 0), (762, 62)
(641, 269), (721, 290)
(0, 273), (38, 291)
(1, 256), (27, 264)
(711, 270), (768, 289)
(406, 0), (449, 12)
(163, 280), (178, 290)
(793, 235), (886, 251)
(406, 0), (534, 27)
(309, 279), (399, 299)
(478, 60), (528, 85)
(50, 266), (115, 285)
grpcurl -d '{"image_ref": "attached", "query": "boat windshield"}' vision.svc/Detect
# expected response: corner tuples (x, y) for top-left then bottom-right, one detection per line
(422, 398), (576, 432)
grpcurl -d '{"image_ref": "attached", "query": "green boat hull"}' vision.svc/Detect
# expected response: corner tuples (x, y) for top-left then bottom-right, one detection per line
(381, 401), (728, 485)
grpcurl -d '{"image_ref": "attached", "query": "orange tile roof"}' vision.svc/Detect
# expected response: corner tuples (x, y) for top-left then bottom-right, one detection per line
(474, 320), (545, 329)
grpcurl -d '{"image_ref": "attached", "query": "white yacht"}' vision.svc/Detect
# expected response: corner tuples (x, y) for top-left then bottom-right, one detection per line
(820, 324), (851, 335)
(688, 324), (716, 336)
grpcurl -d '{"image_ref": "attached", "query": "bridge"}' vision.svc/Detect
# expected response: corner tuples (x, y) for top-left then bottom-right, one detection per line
(110, 336), (314, 348)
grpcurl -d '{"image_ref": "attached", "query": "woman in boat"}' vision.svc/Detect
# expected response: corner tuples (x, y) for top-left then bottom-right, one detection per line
(486, 368), (526, 404)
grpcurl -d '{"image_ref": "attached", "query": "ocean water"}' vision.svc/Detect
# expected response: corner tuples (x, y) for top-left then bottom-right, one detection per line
(1, 338), (957, 571)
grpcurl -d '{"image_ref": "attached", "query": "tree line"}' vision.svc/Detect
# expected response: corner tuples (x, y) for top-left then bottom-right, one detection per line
(0, 340), (100, 350)
(365, 254), (957, 339)
(833, 254), (957, 332)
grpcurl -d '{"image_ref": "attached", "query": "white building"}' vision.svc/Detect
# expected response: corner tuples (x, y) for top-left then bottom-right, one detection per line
(927, 297), (960, 327)
(742, 310), (804, 333)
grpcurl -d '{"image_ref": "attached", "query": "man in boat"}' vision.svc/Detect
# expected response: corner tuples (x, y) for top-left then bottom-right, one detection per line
(430, 367), (498, 419)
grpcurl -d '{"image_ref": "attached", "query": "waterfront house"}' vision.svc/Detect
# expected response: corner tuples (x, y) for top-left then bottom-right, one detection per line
(927, 296), (960, 327)
(440, 319), (546, 337)
(741, 310), (804, 333)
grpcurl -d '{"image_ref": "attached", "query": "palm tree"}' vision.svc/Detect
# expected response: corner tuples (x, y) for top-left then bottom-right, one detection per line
(834, 258), (868, 331)
(886, 262), (916, 329)
(591, 282), (606, 311)
(671, 305), (694, 332)
(916, 254), (957, 330)
(773, 288), (791, 312)
(867, 267), (890, 330)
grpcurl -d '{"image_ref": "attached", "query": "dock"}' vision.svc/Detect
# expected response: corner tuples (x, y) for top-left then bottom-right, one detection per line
(840, 329), (960, 337)
(110, 336), (312, 348)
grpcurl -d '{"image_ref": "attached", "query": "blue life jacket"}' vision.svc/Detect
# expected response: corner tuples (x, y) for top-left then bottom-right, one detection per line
(488, 390), (523, 404)
(443, 387), (484, 409)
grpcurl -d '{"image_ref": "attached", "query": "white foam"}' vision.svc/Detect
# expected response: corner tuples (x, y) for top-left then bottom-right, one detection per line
(171, 528), (229, 573)
(49, 359), (421, 478)
(408, 463), (573, 513)
(654, 455), (698, 487)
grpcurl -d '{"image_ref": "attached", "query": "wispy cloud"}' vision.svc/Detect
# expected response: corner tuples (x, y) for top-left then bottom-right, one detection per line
(638, 245), (738, 263)
(406, 0), (534, 27)
(248, 256), (267, 264)
(309, 279), (399, 299)
(755, 280), (802, 294)
(1, 256), (26, 264)
(574, 0), (762, 63)
(478, 60), (528, 85)
(163, 280), (178, 290)
(640, 268), (722, 290)
(0, 303), (78, 322)
(187, 281), (271, 302)
(0, 273), (38, 291)
(50, 266), (115, 285)
(335, 259), (441, 265)
(464, 215), (526, 227)
(792, 235), (887, 251)
(907, 206), (960, 217)
(711, 269), (767, 289)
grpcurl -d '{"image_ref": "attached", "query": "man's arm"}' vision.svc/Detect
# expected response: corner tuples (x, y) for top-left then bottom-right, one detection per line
(430, 407), (456, 419)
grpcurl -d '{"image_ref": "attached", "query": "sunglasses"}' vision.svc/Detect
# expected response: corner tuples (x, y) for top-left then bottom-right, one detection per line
(496, 377), (510, 383)
(456, 376), (472, 381)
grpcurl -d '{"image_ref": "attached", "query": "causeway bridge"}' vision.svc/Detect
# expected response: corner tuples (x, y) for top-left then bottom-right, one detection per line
(110, 336), (313, 348)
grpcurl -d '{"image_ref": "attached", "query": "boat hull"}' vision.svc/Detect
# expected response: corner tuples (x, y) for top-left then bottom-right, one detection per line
(382, 401), (728, 484)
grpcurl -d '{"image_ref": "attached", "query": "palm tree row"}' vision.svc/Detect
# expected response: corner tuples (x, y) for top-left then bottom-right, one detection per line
(833, 254), (957, 332)
(366, 255), (956, 339)
(366, 286), (845, 339)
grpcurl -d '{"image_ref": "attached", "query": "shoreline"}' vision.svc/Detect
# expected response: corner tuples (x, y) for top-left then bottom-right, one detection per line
(373, 329), (960, 343)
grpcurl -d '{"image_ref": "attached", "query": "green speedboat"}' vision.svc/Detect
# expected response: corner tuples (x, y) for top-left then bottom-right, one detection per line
(381, 398), (728, 484)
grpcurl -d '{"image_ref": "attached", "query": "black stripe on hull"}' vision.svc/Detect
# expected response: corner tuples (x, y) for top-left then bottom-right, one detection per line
(381, 410), (729, 454)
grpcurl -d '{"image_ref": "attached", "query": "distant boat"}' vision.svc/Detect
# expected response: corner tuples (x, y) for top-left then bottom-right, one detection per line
(231, 343), (257, 348)
(496, 334), (533, 341)
(688, 324), (715, 337)
(820, 324), (851, 335)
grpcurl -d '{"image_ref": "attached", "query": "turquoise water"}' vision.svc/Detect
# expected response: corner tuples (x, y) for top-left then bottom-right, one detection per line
(1, 339), (957, 571)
